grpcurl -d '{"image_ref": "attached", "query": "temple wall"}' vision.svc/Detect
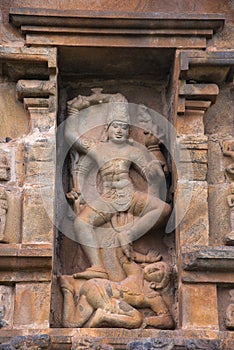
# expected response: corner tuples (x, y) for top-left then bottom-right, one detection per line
(0, 1), (234, 349)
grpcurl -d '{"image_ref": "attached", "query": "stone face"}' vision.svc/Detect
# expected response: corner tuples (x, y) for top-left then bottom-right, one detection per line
(0, 83), (29, 140)
(177, 110), (205, 135)
(2, 187), (22, 243)
(0, 187), (8, 242)
(177, 136), (208, 181)
(208, 183), (230, 245)
(176, 181), (209, 246)
(204, 85), (234, 136)
(13, 282), (51, 329)
(207, 136), (226, 185)
(181, 284), (219, 330)
(27, 108), (55, 132)
(22, 186), (53, 243)
(24, 136), (55, 186)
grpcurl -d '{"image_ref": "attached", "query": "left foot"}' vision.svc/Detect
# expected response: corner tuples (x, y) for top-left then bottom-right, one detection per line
(58, 276), (75, 294)
(73, 266), (108, 279)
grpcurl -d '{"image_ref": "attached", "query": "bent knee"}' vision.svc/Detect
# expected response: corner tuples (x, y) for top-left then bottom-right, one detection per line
(132, 309), (143, 328)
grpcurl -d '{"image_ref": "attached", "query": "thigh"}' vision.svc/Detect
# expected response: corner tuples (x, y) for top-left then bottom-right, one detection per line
(78, 198), (113, 227)
(129, 191), (170, 217)
(129, 191), (149, 217)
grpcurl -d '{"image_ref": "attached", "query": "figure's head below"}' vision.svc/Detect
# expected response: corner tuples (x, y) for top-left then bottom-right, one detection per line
(143, 261), (171, 289)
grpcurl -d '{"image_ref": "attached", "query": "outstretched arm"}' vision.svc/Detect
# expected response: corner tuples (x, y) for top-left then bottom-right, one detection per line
(65, 90), (121, 153)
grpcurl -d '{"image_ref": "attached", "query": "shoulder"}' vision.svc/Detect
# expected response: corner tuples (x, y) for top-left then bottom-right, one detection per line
(129, 142), (148, 162)
(78, 136), (97, 151)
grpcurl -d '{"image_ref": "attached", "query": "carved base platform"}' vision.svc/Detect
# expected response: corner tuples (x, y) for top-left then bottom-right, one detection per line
(0, 329), (234, 349)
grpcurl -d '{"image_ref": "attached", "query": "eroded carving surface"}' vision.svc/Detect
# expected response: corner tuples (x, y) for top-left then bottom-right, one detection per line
(0, 187), (8, 242)
(72, 337), (114, 350)
(223, 139), (234, 179)
(225, 289), (234, 330)
(60, 89), (174, 329)
(223, 140), (234, 245)
(0, 334), (51, 350)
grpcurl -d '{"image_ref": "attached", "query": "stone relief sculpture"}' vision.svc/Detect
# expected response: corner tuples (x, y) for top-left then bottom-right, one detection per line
(223, 139), (234, 178)
(225, 183), (234, 245)
(60, 89), (174, 329)
(0, 187), (8, 242)
(223, 140), (234, 245)
(136, 104), (169, 178)
(60, 248), (173, 329)
(225, 289), (234, 330)
(0, 151), (10, 182)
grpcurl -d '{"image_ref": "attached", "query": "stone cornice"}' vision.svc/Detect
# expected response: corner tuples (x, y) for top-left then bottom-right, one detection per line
(0, 244), (52, 282)
(182, 246), (234, 272)
(179, 50), (234, 84)
(9, 8), (225, 49)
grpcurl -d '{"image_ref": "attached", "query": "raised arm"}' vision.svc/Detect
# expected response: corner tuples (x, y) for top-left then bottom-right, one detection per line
(65, 90), (121, 153)
(65, 113), (96, 155)
(132, 146), (165, 198)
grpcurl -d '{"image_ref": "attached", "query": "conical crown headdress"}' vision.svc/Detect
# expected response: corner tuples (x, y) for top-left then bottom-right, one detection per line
(106, 94), (130, 126)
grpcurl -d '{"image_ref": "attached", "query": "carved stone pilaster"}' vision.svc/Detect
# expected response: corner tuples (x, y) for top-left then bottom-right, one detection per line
(177, 50), (234, 134)
(0, 334), (51, 350)
(72, 337), (114, 350)
(127, 338), (175, 350)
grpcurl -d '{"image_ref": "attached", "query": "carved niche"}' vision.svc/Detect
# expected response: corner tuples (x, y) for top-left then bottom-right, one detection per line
(223, 140), (234, 245)
(58, 89), (175, 329)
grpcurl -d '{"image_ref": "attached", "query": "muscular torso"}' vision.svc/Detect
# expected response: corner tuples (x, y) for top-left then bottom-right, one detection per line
(76, 138), (156, 209)
(87, 142), (148, 210)
(100, 158), (132, 192)
(93, 141), (147, 184)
